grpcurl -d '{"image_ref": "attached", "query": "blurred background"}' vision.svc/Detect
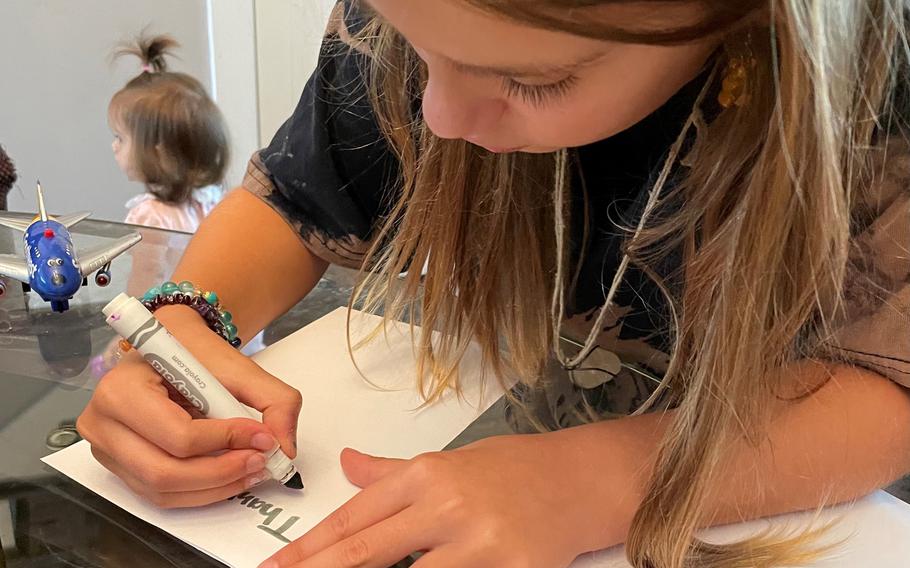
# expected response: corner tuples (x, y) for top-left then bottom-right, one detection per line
(0, 0), (335, 220)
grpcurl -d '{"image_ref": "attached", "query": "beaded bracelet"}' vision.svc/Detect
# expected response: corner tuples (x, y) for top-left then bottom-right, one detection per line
(141, 280), (242, 348)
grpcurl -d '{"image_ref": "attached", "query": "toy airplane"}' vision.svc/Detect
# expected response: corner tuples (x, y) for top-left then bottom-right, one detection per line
(0, 182), (141, 312)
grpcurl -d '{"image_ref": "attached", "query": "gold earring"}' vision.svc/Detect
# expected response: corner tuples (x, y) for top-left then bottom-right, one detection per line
(718, 55), (749, 109)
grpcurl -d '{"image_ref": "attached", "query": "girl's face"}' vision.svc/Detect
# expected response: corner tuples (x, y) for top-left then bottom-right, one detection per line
(367, 0), (719, 153)
(108, 109), (140, 181)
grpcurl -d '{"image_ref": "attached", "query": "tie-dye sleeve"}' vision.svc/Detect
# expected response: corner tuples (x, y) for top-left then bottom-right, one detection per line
(825, 137), (910, 387)
(241, 1), (399, 268)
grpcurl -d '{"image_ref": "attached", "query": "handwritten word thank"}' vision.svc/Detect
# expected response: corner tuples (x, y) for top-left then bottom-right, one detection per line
(228, 491), (301, 543)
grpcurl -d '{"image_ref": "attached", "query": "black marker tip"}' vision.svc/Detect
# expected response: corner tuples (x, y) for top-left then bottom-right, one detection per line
(283, 472), (304, 490)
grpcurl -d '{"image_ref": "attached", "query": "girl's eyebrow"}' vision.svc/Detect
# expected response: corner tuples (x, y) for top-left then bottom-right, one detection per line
(361, 0), (607, 78)
(445, 49), (607, 78)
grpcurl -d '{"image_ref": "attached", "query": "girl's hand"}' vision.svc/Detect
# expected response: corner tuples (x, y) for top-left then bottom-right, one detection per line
(77, 305), (302, 508)
(260, 433), (628, 568)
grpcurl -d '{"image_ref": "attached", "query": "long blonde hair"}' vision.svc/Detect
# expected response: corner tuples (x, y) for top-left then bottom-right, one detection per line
(348, 1), (909, 566)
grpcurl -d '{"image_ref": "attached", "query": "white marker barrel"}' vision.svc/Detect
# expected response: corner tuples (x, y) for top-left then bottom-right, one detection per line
(103, 293), (298, 485)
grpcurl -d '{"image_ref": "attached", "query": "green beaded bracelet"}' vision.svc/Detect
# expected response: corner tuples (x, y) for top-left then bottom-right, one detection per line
(141, 280), (241, 348)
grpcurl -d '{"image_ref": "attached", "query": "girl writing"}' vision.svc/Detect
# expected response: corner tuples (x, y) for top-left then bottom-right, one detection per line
(79, 1), (910, 566)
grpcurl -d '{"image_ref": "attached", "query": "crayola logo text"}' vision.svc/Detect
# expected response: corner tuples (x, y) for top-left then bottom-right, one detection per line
(145, 354), (210, 414)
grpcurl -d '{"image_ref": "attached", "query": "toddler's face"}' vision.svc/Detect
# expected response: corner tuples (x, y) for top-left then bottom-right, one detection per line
(108, 109), (140, 181)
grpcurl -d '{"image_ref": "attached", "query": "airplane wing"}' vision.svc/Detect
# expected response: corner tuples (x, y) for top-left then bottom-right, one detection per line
(55, 211), (91, 228)
(0, 254), (30, 283)
(0, 214), (33, 232)
(0, 211), (91, 231)
(77, 232), (142, 277)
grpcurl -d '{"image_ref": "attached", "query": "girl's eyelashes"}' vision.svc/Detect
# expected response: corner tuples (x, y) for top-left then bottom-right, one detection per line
(502, 75), (579, 108)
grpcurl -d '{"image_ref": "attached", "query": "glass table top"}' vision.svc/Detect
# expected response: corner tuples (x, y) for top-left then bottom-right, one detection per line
(0, 216), (510, 567)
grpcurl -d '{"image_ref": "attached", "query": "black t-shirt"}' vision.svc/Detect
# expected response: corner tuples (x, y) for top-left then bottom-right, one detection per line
(250, 1), (701, 309)
(240, 2), (695, 420)
(241, 1), (910, 423)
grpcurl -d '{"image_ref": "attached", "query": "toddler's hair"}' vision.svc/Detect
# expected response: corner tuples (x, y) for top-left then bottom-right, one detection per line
(110, 33), (229, 204)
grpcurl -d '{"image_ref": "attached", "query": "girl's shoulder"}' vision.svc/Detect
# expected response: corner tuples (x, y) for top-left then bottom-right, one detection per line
(829, 136), (910, 386)
(124, 192), (158, 211)
(124, 193), (175, 228)
(124, 192), (203, 232)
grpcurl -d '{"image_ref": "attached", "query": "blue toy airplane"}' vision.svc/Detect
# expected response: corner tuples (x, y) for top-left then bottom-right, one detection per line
(0, 182), (141, 312)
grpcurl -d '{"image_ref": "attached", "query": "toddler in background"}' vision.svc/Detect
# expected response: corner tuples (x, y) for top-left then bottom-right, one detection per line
(109, 33), (228, 232)
(91, 33), (262, 375)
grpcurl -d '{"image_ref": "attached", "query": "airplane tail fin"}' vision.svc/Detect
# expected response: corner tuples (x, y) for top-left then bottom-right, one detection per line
(36, 180), (49, 222)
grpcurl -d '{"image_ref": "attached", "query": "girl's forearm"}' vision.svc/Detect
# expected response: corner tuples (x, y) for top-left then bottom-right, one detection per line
(553, 362), (910, 550)
(169, 188), (329, 341)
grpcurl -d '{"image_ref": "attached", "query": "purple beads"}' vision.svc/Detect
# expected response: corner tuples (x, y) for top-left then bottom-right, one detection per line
(139, 286), (239, 349)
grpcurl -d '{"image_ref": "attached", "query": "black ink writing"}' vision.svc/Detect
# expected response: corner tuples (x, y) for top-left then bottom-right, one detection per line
(229, 492), (301, 543)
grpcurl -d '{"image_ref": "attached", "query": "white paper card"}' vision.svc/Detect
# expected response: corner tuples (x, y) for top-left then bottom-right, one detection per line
(42, 308), (910, 567)
(44, 308), (502, 567)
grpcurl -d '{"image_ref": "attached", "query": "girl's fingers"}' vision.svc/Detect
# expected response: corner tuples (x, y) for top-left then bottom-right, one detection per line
(339, 448), (407, 488)
(273, 505), (436, 568)
(91, 445), (264, 509)
(224, 363), (304, 459)
(88, 415), (266, 494)
(261, 472), (419, 567)
(95, 367), (276, 458)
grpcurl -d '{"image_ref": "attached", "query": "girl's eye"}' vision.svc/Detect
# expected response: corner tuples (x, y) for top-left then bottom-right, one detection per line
(502, 75), (579, 108)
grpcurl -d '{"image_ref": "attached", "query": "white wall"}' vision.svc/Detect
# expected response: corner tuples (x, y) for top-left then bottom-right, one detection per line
(0, 0), (330, 220)
(208, 0), (260, 190)
(255, 0), (337, 145)
(0, 0), (212, 220)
